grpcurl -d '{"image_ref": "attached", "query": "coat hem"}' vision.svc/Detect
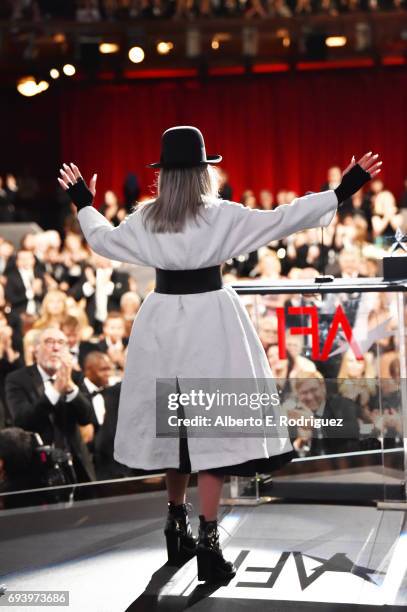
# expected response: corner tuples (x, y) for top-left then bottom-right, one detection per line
(113, 447), (295, 473)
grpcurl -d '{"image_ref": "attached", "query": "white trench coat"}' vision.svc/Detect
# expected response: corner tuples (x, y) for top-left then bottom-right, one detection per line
(77, 190), (338, 471)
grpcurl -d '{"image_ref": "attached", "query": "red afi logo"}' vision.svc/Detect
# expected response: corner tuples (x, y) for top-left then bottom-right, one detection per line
(276, 305), (363, 361)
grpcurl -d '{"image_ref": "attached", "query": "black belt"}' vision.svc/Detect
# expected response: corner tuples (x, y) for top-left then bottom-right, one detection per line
(154, 265), (223, 295)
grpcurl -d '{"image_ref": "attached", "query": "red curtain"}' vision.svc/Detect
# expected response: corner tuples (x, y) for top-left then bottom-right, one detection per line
(60, 67), (407, 205)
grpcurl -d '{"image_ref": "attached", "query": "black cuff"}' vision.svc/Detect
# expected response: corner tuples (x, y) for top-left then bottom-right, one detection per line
(334, 164), (371, 205)
(66, 178), (94, 210)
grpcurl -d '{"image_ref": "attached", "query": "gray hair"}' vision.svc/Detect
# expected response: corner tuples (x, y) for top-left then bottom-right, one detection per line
(33, 327), (67, 347)
(138, 164), (222, 233)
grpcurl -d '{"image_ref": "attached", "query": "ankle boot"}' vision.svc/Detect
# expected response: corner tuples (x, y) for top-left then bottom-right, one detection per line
(196, 515), (236, 583)
(164, 501), (197, 565)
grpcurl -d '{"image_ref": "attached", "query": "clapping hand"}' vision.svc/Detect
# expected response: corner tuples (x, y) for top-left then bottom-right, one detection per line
(54, 351), (75, 394)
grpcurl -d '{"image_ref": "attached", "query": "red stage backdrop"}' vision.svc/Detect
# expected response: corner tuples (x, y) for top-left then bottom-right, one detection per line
(60, 68), (407, 205)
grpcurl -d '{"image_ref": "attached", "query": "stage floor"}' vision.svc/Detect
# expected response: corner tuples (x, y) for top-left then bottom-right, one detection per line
(0, 489), (406, 611)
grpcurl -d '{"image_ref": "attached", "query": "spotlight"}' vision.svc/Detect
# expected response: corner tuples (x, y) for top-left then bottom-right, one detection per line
(211, 33), (231, 50)
(53, 33), (66, 44)
(325, 36), (347, 48)
(17, 77), (48, 97)
(63, 64), (76, 76)
(128, 46), (145, 63)
(17, 77), (38, 97)
(50, 68), (60, 79)
(156, 41), (174, 55)
(37, 81), (49, 92)
(99, 42), (120, 54)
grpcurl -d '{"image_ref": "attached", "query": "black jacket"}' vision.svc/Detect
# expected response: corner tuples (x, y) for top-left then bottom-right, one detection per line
(78, 338), (129, 369)
(290, 394), (361, 457)
(92, 383), (135, 479)
(5, 365), (96, 482)
(69, 269), (130, 325)
(4, 268), (45, 314)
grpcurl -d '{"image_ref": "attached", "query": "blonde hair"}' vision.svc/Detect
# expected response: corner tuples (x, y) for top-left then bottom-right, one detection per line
(337, 349), (375, 379)
(33, 290), (68, 330)
(291, 370), (324, 393)
(138, 164), (221, 233)
(23, 328), (42, 365)
(373, 190), (396, 216)
(337, 350), (377, 400)
(257, 249), (282, 277)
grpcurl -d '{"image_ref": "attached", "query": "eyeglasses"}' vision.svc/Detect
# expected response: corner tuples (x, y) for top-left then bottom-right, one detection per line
(43, 338), (67, 347)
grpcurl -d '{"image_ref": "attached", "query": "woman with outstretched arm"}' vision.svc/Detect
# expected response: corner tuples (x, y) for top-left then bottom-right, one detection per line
(58, 126), (381, 583)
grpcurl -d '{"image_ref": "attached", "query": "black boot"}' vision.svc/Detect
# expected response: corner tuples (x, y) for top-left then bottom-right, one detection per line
(164, 501), (197, 565)
(196, 515), (236, 583)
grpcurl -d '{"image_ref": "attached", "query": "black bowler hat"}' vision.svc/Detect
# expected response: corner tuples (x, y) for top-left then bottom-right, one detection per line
(146, 126), (222, 169)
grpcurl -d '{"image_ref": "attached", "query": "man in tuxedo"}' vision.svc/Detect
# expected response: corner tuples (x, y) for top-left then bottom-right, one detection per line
(5, 327), (96, 482)
(80, 312), (129, 375)
(82, 351), (135, 479)
(61, 315), (91, 371)
(289, 372), (360, 457)
(69, 251), (130, 332)
(4, 250), (45, 315)
(82, 351), (112, 437)
(43, 245), (70, 291)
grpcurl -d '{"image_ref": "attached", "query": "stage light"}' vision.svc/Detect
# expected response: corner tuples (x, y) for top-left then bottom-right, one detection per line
(211, 32), (232, 50)
(53, 33), (66, 44)
(276, 28), (290, 47)
(50, 68), (60, 79)
(157, 41), (173, 55)
(99, 42), (120, 54)
(326, 36), (347, 48)
(63, 63), (76, 76)
(17, 76), (48, 97)
(17, 77), (38, 97)
(128, 46), (145, 63)
(37, 80), (49, 92)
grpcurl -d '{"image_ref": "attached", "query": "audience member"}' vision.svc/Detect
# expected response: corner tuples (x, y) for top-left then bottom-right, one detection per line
(289, 371), (360, 456)
(5, 250), (45, 315)
(69, 251), (130, 332)
(5, 328), (96, 482)
(0, 164), (405, 483)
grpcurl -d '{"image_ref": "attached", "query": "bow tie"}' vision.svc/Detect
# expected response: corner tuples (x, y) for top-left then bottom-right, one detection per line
(89, 388), (104, 398)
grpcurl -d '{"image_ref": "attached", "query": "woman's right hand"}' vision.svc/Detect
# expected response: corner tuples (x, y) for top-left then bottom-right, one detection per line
(342, 151), (382, 180)
(335, 151), (383, 205)
(58, 163), (97, 210)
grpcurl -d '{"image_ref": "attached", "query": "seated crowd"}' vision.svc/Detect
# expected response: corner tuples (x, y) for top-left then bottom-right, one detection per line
(0, 164), (405, 491)
(5, 0), (407, 22)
